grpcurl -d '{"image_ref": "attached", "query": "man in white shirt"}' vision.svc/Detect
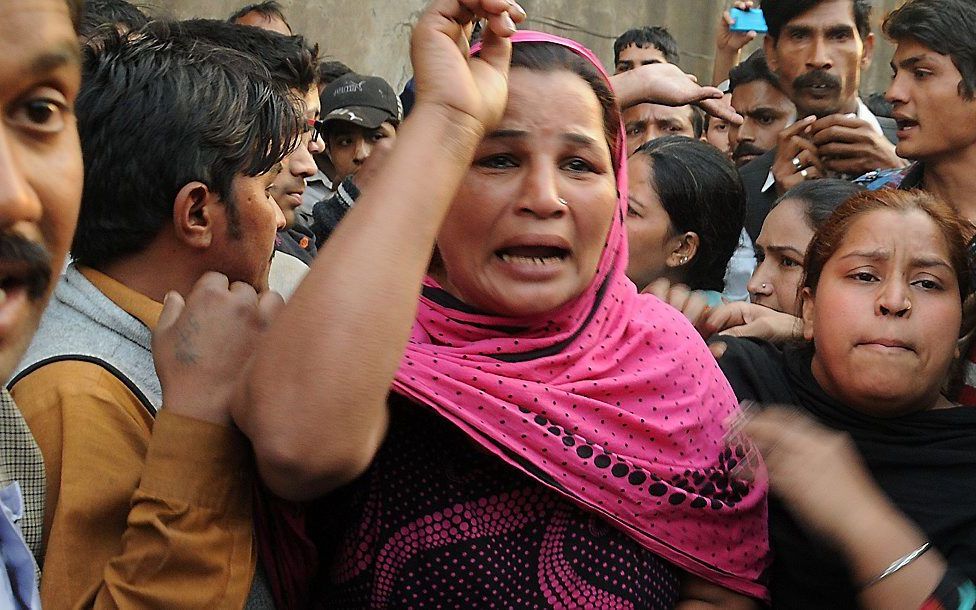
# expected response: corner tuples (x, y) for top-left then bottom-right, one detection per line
(738, 0), (904, 240)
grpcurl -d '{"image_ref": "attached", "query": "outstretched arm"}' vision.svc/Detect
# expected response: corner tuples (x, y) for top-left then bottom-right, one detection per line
(610, 62), (741, 126)
(711, 1), (758, 85)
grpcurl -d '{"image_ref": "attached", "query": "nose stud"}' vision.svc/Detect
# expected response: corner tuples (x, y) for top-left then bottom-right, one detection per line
(761, 283), (767, 290)
(558, 197), (568, 206)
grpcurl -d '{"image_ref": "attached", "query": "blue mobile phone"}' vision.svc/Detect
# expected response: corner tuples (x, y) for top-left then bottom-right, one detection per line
(729, 7), (768, 33)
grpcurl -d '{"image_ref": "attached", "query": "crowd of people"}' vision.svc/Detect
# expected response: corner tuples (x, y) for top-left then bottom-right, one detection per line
(1, 0), (975, 607)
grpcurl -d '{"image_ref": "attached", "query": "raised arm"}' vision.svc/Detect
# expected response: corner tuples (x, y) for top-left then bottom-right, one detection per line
(610, 62), (742, 125)
(240, 0), (526, 500)
(712, 1), (758, 85)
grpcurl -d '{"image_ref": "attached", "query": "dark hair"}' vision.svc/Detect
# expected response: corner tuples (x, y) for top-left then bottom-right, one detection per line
(803, 189), (971, 302)
(773, 179), (863, 230)
(227, 1), (292, 33)
(72, 21), (301, 268)
(508, 42), (623, 171)
(633, 136), (746, 291)
(761, 0), (872, 42)
(884, 0), (976, 100)
(728, 50), (782, 94)
(613, 27), (680, 66)
(317, 60), (353, 86)
(79, 0), (147, 38)
(178, 19), (318, 94)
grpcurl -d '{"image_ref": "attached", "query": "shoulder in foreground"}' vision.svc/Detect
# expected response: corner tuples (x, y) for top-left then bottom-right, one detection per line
(10, 359), (151, 422)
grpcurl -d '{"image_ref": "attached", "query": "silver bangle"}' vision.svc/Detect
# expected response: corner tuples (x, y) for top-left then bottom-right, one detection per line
(860, 542), (932, 590)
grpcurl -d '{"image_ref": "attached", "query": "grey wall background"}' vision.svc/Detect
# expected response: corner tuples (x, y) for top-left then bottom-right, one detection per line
(153, 0), (905, 96)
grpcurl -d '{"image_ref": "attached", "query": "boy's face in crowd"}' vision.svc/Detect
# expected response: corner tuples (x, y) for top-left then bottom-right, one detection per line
(886, 37), (976, 163)
(208, 168), (285, 294)
(623, 103), (696, 156)
(326, 121), (397, 182)
(615, 44), (668, 74)
(0, 0), (83, 380)
(729, 80), (797, 167)
(271, 86), (324, 229)
(765, 0), (873, 118)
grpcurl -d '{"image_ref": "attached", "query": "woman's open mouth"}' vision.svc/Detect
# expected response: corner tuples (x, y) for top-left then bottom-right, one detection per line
(494, 245), (571, 280)
(496, 245), (570, 266)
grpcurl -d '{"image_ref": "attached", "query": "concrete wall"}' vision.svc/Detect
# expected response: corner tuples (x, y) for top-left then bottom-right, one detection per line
(155, 0), (904, 96)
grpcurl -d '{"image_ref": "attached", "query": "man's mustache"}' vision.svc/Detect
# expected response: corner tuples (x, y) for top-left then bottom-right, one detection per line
(0, 234), (52, 300)
(793, 70), (841, 92)
(733, 141), (767, 161)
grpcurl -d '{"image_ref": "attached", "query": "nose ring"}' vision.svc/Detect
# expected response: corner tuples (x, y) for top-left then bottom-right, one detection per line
(558, 197), (568, 206)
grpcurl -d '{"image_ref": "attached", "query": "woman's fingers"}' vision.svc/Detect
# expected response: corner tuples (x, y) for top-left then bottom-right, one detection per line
(476, 15), (515, 72)
(421, 0), (523, 41)
(458, 0), (525, 26)
(643, 276), (673, 300)
(704, 301), (749, 336)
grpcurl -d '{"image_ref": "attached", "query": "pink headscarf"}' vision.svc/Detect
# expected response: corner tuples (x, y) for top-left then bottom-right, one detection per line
(392, 31), (768, 599)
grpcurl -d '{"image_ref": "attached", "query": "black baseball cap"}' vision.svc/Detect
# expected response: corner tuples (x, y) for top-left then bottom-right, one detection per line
(320, 73), (403, 130)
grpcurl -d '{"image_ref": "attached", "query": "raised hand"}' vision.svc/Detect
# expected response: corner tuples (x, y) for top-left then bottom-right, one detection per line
(809, 114), (905, 176)
(739, 407), (883, 539)
(410, 0), (526, 135)
(740, 406), (947, 610)
(612, 62), (742, 125)
(152, 272), (283, 427)
(718, 2), (759, 55)
(771, 116), (824, 194)
(713, 1), (759, 85)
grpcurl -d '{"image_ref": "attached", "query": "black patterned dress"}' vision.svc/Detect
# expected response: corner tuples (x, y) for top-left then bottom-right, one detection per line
(310, 395), (682, 609)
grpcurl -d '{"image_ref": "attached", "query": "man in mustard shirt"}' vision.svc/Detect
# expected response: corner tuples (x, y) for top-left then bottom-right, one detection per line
(8, 18), (307, 609)
(1, 1), (294, 608)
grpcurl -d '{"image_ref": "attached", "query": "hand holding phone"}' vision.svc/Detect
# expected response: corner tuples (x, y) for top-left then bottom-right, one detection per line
(729, 7), (767, 33)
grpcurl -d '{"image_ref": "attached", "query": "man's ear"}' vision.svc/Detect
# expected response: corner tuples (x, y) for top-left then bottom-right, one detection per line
(801, 286), (816, 341)
(665, 231), (700, 269)
(861, 32), (875, 71)
(172, 181), (216, 249)
(763, 35), (779, 73)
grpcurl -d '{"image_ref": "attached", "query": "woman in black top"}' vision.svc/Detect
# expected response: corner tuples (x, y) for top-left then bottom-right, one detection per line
(717, 189), (976, 610)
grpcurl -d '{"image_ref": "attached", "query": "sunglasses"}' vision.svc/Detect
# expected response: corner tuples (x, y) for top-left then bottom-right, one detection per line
(306, 118), (326, 142)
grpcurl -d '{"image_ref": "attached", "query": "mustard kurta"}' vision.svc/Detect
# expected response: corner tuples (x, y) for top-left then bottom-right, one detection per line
(12, 268), (256, 609)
